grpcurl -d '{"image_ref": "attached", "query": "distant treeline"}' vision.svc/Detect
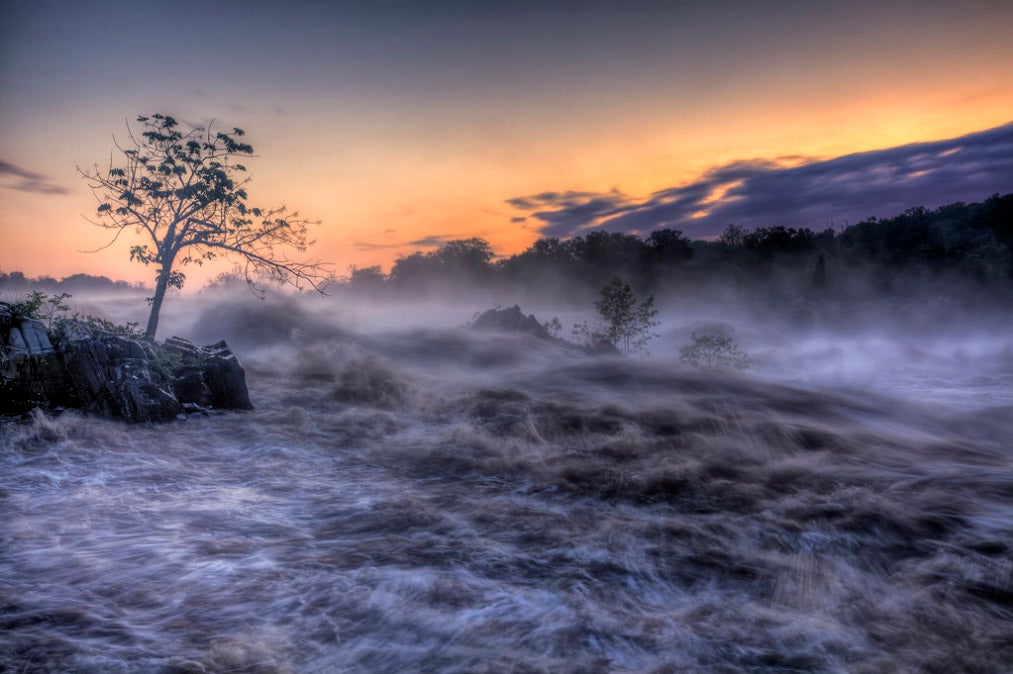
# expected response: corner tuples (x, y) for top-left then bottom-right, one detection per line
(344, 193), (1013, 303)
(0, 271), (142, 293)
(6, 194), (1012, 305)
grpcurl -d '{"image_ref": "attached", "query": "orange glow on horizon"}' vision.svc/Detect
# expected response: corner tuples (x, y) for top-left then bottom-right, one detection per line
(2, 1), (1012, 288)
(4, 104), (1012, 289)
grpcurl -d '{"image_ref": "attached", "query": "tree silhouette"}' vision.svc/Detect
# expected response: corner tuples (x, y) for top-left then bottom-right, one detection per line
(574, 278), (659, 355)
(388, 238), (495, 290)
(80, 114), (329, 338)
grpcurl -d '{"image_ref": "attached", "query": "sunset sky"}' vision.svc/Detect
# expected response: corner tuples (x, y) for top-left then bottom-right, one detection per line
(1, 0), (1012, 286)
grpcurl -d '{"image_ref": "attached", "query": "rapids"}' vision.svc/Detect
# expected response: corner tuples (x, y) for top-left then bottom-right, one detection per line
(2, 298), (1011, 672)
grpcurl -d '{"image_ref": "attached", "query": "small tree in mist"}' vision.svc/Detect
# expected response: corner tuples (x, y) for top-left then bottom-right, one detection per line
(80, 114), (330, 339)
(679, 333), (750, 371)
(574, 278), (659, 355)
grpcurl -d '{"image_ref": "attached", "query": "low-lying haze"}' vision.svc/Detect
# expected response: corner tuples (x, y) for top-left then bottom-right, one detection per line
(3, 288), (1011, 671)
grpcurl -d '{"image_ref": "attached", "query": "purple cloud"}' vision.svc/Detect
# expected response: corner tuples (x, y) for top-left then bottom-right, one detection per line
(0, 159), (70, 195)
(354, 234), (456, 251)
(507, 122), (1013, 239)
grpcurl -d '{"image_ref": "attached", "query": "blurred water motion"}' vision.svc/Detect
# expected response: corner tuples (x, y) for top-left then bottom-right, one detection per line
(2, 298), (1011, 673)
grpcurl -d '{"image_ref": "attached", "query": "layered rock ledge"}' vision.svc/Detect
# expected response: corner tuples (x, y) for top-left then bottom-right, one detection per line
(1, 312), (252, 423)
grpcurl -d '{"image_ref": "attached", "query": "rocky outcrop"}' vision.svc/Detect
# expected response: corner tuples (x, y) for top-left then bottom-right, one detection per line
(469, 304), (621, 356)
(1, 312), (252, 423)
(471, 305), (553, 339)
(60, 333), (182, 422)
(165, 337), (253, 411)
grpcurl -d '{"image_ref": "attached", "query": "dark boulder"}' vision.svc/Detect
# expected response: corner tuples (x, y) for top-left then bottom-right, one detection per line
(172, 369), (213, 408)
(199, 340), (254, 410)
(121, 373), (185, 423)
(156, 336), (253, 411)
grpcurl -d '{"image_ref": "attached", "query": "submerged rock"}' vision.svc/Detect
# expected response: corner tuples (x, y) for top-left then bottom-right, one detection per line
(1, 312), (252, 423)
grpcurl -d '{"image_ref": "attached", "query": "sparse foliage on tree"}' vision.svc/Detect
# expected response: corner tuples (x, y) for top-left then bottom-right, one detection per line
(574, 277), (659, 355)
(80, 114), (330, 339)
(679, 332), (750, 371)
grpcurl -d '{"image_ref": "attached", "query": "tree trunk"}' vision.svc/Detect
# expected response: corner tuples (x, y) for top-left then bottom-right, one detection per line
(145, 267), (171, 340)
(811, 253), (828, 293)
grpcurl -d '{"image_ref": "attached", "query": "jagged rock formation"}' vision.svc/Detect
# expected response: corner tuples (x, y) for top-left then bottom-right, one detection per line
(1, 310), (252, 422)
(60, 332), (182, 422)
(470, 305), (553, 339)
(165, 337), (253, 411)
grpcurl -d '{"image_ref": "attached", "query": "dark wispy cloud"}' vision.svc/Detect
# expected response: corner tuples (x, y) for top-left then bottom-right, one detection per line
(408, 234), (458, 248)
(354, 234), (456, 252)
(353, 242), (399, 251)
(0, 159), (70, 195)
(505, 189), (632, 238)
(507, 123), (1013, 239)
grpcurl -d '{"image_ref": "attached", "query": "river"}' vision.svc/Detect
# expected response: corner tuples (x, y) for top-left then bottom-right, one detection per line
(2, 297), (1011, 672)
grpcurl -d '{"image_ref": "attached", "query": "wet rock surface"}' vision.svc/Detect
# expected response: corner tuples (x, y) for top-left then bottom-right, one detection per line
(60, 335), (183, 423)
(1, 312), (252, 422)
(0, 318), (67, 411)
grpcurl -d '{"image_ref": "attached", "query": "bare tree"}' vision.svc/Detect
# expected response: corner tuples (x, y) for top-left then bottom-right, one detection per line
(80, 114), (330, 339)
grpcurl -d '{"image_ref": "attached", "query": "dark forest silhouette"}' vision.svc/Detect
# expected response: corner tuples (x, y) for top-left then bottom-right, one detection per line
(347, 193), (1013, 302)
(4, 193), (1011, 308)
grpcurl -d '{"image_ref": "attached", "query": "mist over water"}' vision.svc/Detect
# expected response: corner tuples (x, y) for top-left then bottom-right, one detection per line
(2, 291), (1011, 672)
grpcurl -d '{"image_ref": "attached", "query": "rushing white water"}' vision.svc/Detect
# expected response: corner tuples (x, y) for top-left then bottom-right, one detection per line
(2, 296), (1011, 673)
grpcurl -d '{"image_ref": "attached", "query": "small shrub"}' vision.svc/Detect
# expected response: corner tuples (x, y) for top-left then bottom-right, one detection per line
(679, 332), (750, 371)
(51, 313), (144, 344)
(0, 291), (72, 328)
(574, 278), (659, 355)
